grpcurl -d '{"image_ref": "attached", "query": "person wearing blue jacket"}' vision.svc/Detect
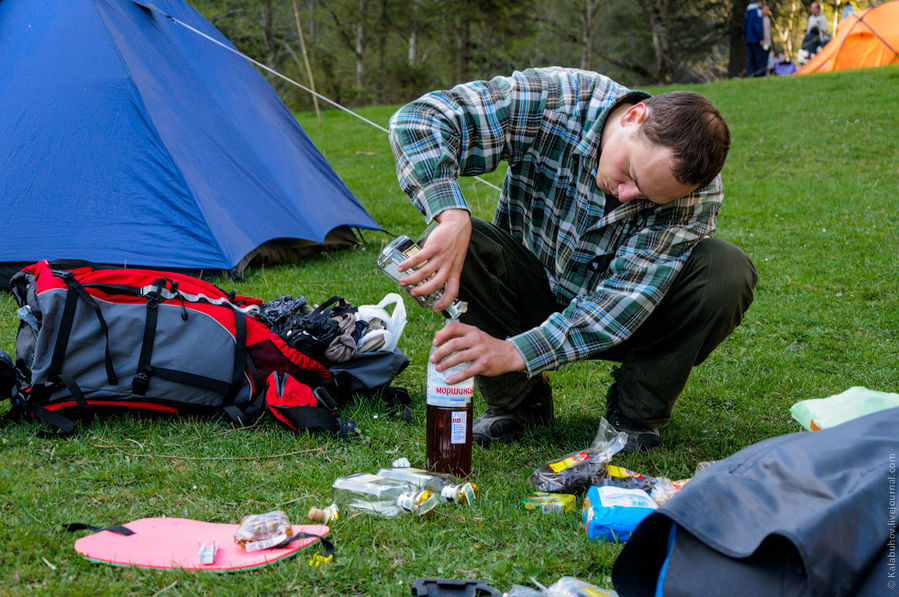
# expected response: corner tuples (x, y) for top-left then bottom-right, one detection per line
(743, 2), (766, 77)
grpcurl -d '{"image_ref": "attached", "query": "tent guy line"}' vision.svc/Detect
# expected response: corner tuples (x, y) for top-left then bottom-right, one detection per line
(136, 0), (504, 193)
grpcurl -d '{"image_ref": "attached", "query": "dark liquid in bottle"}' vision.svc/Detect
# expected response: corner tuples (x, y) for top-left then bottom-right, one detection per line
(426, 403), (472, 477)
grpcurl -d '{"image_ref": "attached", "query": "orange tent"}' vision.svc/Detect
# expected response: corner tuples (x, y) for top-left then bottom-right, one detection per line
(797, 0), (899, 74)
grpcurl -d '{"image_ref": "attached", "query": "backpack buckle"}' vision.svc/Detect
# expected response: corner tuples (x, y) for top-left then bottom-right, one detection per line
(132, 371), (150, 395)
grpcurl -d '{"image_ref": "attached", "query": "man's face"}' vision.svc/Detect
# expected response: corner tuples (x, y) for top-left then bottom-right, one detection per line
(595, 104), (695, 205)
(810, 2), (820, 14)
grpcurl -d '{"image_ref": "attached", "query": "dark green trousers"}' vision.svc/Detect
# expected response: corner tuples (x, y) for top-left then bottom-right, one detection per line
(425, 217), (758, 428)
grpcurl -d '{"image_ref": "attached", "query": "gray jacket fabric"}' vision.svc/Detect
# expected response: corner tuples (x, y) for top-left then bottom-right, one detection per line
(613, 407), (899, 596)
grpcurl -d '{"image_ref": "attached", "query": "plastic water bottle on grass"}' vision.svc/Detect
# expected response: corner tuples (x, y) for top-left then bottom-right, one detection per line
(308, 473), (438, 521)
(376, 467), (477, 505)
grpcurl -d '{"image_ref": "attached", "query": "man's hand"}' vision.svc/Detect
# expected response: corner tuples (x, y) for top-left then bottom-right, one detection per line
(430, 321), (525, 384)
(397, 209), (471, 312)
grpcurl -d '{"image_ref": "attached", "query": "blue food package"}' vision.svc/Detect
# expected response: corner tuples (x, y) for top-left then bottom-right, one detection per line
(581, 485), (657, 542)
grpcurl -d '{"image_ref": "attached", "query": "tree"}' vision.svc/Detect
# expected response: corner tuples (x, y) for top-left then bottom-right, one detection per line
(185, 0), (810, 112)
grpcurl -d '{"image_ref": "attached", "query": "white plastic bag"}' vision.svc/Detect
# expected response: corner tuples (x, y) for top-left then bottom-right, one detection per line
(355, 293), (407, 353)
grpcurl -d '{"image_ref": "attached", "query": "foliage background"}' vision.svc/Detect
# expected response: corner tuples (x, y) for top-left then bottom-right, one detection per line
(189, 0), (884, 111)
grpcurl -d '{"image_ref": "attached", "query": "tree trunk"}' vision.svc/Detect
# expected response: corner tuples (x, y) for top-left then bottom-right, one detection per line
(580, 0), (602, 70)
(407, 0), (422, 67)
(456, 15), (472, 81)
(355, 0), (367, 87)
(638, 0), (674, 84)
(727, 0), (746, 77)
(259, 0), (284, 94)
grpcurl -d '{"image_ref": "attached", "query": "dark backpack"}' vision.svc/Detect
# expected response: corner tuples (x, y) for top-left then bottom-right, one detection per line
(6, 260), (334, 433)
(259, 294), (413, 422)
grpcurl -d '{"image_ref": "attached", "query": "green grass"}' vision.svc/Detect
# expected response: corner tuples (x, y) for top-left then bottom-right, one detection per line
(1, 66), (898, 596)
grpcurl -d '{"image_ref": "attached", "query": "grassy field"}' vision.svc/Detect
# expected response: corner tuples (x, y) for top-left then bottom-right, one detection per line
(1, 66), (897, 596)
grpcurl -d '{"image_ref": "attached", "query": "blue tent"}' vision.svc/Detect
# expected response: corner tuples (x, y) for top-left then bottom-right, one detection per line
(0, 0), (382, 287)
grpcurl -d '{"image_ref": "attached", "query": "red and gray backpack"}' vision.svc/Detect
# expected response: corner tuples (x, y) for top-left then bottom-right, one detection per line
(6, 260), (345, 434)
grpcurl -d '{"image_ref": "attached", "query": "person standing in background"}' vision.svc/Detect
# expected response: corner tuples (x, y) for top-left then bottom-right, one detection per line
(841, 2), (855, 20)
(743, 1), (767, 77)
(762, 3), (774, 75)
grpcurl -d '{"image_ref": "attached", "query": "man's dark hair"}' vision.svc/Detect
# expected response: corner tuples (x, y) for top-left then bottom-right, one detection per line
(640, 91), (730, 190)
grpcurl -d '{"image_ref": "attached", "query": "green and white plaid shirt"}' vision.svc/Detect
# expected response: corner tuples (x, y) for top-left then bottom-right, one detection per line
(389, 67), (722, 375)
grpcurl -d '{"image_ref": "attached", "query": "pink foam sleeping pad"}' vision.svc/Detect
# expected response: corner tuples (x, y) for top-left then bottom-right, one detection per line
(74, 517), (330, 571)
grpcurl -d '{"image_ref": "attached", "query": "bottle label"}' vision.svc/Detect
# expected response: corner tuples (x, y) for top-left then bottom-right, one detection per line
(450, 410), (467, 444)
(548, 451), (590, 473)
(396, 491), (417, 512)
(607, 465), (644, 479)
(426, 369), (473, 407)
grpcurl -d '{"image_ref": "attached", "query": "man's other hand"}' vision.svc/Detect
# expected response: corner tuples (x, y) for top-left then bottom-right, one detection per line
(430, 321), (525, 384)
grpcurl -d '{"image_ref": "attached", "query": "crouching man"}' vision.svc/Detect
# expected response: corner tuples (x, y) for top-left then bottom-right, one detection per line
(388, 67), (757, 452)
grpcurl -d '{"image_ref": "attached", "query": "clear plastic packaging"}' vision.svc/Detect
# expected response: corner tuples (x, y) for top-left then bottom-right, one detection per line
(694, 460), (719, 474)
(326, 473), (439, 518)
(376, 467), (477, 506)
(528, 418), (627, 494)
(593, 465), (657, 493)
(507, 576), (619, 596)
(649, 477), (690, 505)
(234, 510), (292, 551)
(594, 464), (690, 505)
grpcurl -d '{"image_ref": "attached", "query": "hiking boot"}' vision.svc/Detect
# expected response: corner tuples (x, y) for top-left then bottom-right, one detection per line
(605, 383), (661, 453)
(473, 374), (553, 445)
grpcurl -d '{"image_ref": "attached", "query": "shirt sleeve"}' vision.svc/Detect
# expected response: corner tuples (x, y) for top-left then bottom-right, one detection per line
(509, 179), (722, 375)
(388, 69), (556, 223)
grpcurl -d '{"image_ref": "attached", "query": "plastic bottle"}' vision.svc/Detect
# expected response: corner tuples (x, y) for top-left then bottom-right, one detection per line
(376, 467), (477, 505)
(426, 319), (474, 476)
(309, 473), (439, 520)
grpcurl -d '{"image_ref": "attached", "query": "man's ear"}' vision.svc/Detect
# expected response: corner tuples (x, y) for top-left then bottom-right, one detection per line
(620, 103), (648, 127)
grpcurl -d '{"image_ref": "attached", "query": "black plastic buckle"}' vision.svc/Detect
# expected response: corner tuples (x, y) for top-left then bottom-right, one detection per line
(313, 385), (338, 412)
(132, 371), (149, 395)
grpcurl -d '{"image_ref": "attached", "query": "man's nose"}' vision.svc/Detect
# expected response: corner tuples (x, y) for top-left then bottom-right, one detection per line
(617, 183), (640, 203)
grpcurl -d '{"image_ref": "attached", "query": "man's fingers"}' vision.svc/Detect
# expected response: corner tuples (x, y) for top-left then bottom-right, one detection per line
(435, 276), (461, 311)
(429, 335), (466, 365)
(397, 255), (437, 285)
(444, 362), (480, 385)
(397, 242), (437, 272)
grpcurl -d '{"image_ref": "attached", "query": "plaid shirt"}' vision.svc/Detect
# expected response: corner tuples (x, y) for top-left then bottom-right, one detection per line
(389, 67), (721, 375)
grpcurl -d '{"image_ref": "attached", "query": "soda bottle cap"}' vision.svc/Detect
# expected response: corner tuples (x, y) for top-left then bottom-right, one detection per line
(442, 482), (477, 505)
(414, 491), (440, 516)
(307, 504), (339, 524)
